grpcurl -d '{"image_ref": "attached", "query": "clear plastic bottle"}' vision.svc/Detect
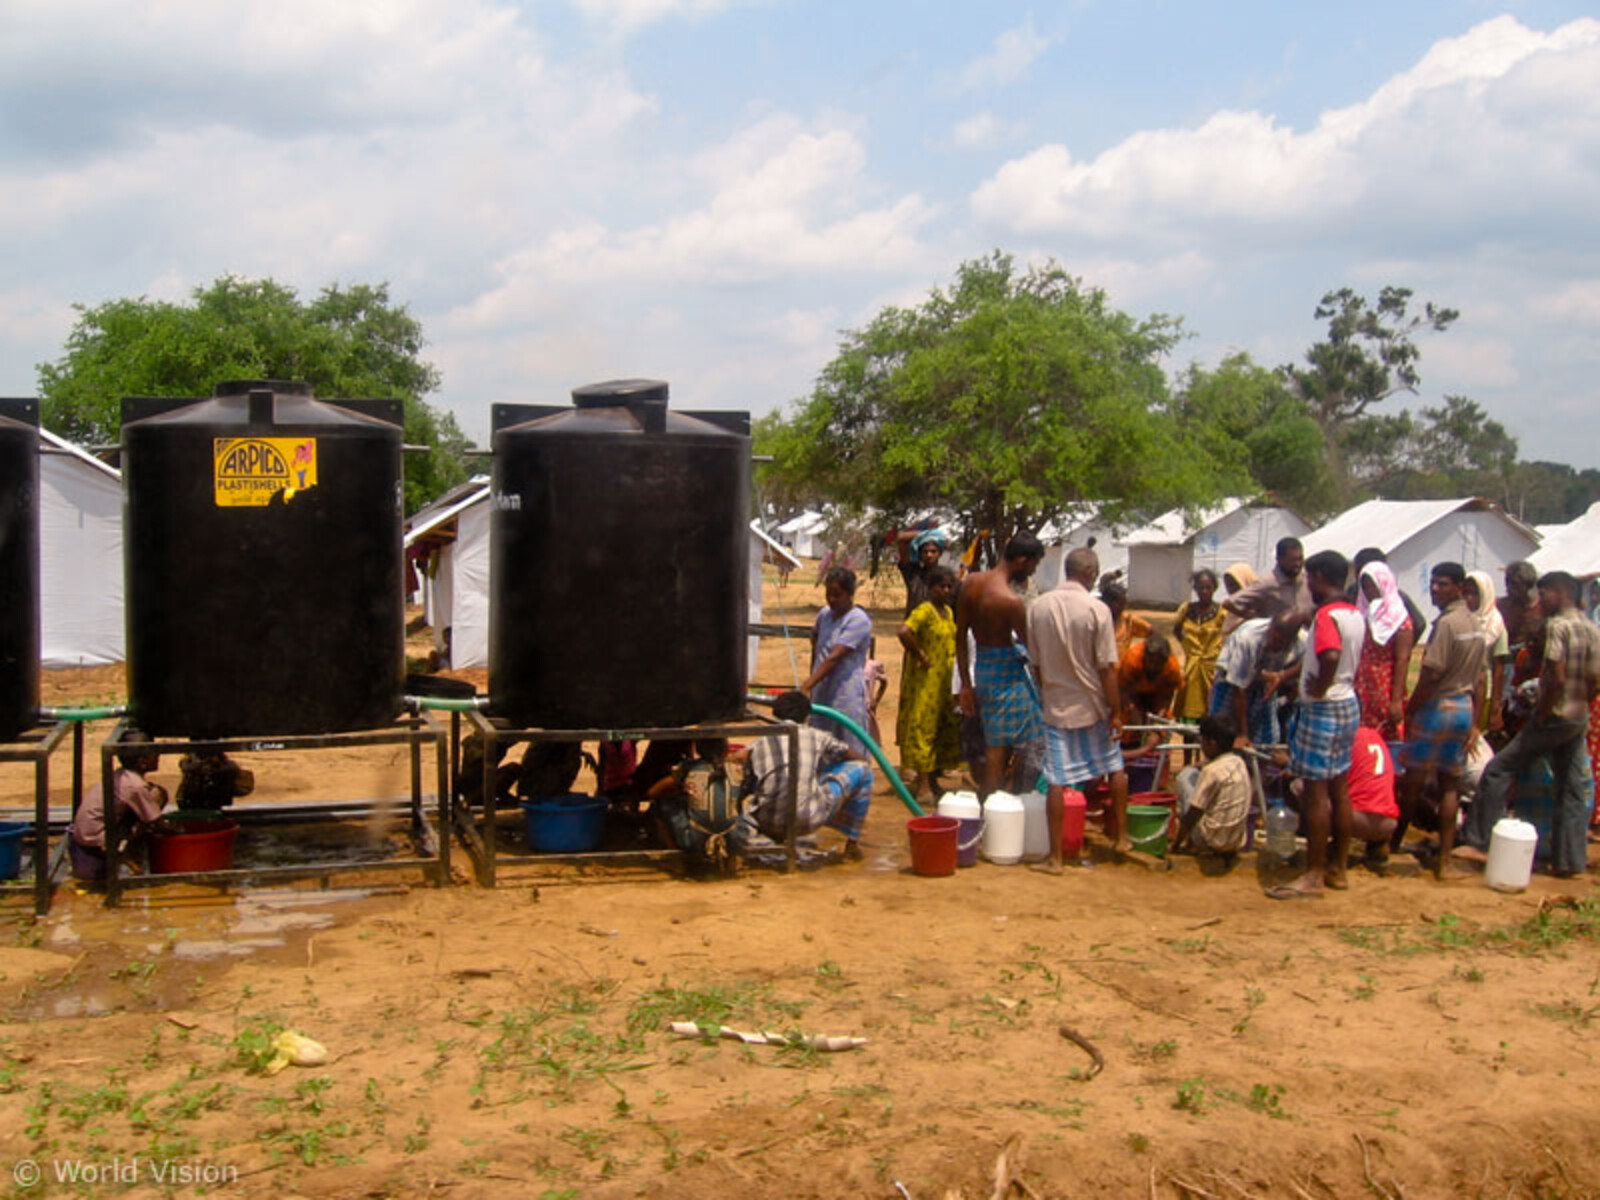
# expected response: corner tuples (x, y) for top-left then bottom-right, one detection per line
(1264, 803), (1299, 863)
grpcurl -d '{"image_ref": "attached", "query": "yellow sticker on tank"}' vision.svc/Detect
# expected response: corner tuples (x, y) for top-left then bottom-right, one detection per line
(213, 437), (318, 507)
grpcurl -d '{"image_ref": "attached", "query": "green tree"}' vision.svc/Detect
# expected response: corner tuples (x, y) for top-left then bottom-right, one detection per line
(37, 275), (470, 510)
(1282, 286), (1458, 499)
(757, 253), (1244, 543)
(1174, 352), (1337, 518)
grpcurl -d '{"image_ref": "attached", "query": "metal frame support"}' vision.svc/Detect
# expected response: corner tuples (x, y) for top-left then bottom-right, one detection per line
(99, 716), (450, 907)
(0, 720), (74, 916)
(456, 711), (802, 886)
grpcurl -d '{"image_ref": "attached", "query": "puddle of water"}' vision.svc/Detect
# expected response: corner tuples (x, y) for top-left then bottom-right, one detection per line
(13, 884), (402, 1020)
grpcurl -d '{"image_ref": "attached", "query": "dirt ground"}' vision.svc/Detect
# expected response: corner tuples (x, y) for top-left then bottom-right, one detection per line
(1, 571), (1598, 1199)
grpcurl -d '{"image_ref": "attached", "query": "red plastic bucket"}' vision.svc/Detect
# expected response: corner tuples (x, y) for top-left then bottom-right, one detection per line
(907, 815), (959, 877)
(148, 817), (239, 874)
(1061, 789), (1087, 856)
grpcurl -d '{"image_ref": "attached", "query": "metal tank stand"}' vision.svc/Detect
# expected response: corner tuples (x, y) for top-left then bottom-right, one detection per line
(0, 720), (74, 916)
(455, 710), (802, 886)
(99, 716), (450, 907)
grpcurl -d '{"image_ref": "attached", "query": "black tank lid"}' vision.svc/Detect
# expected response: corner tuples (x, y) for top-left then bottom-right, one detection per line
(122, 381), (402, 430)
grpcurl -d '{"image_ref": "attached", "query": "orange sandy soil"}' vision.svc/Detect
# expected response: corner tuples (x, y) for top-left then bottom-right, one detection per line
(0, 572), (1596, 1199)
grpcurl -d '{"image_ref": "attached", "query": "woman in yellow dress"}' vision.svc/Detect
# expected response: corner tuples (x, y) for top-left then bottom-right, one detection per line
(896, 566), (963, 801)
(1172, 569), (1226, 720)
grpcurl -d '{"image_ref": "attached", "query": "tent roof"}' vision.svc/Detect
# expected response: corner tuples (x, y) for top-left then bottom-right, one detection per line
(1121, 498), (1261, 547)
(1531, 500), (1600, 575)
(404, 479), (490, 546)
(775, 509), (828, 535)
(749, 520), (803, 571)
(41, 427), (120, 481)
(1303, 497), (1537, 558)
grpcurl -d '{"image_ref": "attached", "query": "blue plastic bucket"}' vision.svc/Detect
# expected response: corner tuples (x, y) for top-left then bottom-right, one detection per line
(521, 794), (607, 853)
(0, 821), (27, 880)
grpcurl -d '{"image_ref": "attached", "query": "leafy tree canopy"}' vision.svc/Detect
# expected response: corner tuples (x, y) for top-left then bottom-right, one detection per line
(1174, 352), (1337, 519)
(37, 275), (470, 511)
(757, 252), (1247, 543)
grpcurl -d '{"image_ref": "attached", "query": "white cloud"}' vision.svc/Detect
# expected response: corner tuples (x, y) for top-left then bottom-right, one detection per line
(448, 116), (936, 332)
(566, 0), (740, 33)
(959, 16), (1053, 91)
(971, 15), (1600, 245)
(949, 111), (1021, 150)
(1536, 281), (1600, 325)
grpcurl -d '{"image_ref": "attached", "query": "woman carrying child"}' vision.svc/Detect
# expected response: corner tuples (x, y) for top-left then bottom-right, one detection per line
(896, 566), (963, 801)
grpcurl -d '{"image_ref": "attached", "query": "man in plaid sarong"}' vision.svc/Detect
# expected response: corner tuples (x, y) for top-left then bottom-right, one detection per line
(957, 534), (1045, 798)
(1269, 550), (1366, 900)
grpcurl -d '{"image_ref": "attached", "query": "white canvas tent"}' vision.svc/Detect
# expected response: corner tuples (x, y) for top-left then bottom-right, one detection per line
(1302, 498), (1540, 597)
(775, 509), (829, 559)
(39, 429), (124, 667)
(1034, 509), (1128, 595)
(404, 489), (796, 677)
(1123, 499), (1310, 608)
(1530, 500), (1600, 576)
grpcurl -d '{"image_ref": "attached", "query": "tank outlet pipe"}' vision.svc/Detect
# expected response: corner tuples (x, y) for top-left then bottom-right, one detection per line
(403, 694), (490, 714)
(38, 704), (127, 722)
(745, 693), (925, 817)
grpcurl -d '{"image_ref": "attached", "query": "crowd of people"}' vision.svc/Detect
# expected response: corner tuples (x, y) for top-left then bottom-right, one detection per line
(780, 530), (1599, 891)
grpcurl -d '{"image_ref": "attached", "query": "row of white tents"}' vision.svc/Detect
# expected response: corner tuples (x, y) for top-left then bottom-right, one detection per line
(23, 423), (1600, 669)
(777, 495), (1577, 609)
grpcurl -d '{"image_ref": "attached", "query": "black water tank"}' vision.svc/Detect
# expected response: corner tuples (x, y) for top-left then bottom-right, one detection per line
(122, 381), (404, 737)
(490, 379), (750, 728)
(0, 403), (40, 741)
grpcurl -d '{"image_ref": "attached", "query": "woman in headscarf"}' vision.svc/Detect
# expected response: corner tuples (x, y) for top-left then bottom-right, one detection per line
(1354, 561), (1414, 739)
(1464, 570), (1510, 733)
(897, 527), (951, 616)
(1218, 562), (1259, 635)
(1172, 569), (1226, 720)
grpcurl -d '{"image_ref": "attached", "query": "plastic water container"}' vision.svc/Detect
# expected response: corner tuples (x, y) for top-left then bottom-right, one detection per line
(1060, 789), (1087, 857)
(936, 791), (984, 868)
(1264, 803), (1298, 863)
(981, 792), (1025, 864)
(1020, 790), (1050, 862)
(1485, 818), (1538, 893)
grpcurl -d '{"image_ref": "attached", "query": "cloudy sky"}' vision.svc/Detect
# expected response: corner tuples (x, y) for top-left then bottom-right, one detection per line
(3, 1), (1597, 465)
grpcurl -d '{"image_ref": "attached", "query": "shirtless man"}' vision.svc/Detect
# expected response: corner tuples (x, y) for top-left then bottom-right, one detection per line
(957, 533), (1045, 798)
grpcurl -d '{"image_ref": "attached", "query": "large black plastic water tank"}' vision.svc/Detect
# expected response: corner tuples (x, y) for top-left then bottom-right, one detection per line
(490, 379), (750, 728)
(122, 381), (404, 737)
(0, 401), (40, 741)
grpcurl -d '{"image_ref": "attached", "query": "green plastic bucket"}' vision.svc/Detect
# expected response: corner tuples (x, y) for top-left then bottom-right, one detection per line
(1126, 805), (1171, 857)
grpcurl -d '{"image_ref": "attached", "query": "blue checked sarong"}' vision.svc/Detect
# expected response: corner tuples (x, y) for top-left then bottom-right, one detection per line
(1043, 721), (1125, 788)
(820, 761), (873, 840)
(973, 643), (1043, 747)
(1401, 694), (1473, 774)
(1288, 696), (1360, 781)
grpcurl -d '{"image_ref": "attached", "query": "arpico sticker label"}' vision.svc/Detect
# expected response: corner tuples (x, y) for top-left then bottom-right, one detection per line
(213, 437), (318, 507)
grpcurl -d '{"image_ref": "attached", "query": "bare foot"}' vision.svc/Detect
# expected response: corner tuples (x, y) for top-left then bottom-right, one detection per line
(1029, 860), (1066, 876)
(1450, 845), (1488, 864)
(1436, 863), (1475, 882)
(1113, 837), (1133, 856)
(842, 841), (864, 862)
(1324, 870), (1349, 891)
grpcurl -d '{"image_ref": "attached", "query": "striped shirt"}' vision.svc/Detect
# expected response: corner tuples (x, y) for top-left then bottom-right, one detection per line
(745, 726), (854, 838)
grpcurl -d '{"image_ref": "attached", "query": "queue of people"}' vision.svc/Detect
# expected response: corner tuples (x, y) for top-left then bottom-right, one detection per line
(811, 528), (1598, 891)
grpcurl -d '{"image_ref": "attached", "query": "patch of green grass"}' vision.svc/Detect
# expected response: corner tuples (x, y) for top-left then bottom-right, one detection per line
(1232, 987), (1267, 1035)
(1338, 896), (1600, 958)
(1247, 1083), (1288, 1118)
(1173, 1078), (1207, 1114)
(1348, 974), (1378, 1002)
(626, 980), (806, 1037)
(231, 1018), (286, 1075)
(1533, 999), (1600, 1030)
(1126, 1132), (1150, 1153)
